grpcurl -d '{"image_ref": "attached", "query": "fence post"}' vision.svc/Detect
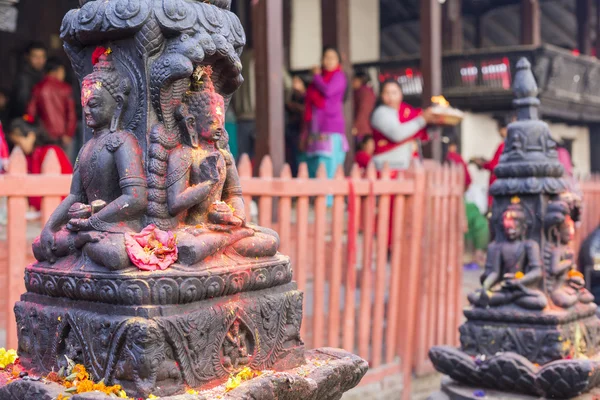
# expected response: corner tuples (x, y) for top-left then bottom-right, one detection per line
(237, 154), (253, 222)
(437, 164), (451, 345)
(401, 164), (427, 400)
(258, 156), (274, 228)
(342, 164), (362, 352)
(40, 149), (62, 225)
(295, 162), (309, 341)
(327, 165), (346, 348)
(386, 170), (406, 364)
(6, 148), (28, 350)
(312, 163), (328, 349)
(277, 164), (292, 256)
(358, 163), (376, 361)
(372, 163), (391, 368)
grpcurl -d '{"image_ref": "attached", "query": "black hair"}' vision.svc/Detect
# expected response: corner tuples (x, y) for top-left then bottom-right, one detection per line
(292, 74), (309, 89)
(321, 46), (350, 102)
(322, 46), (341, 63)
(45, 57), (64, 74)
(447, 135), (459, 147)
(495, 112), (516, 129)
(375, 79), (403, 109)
(26, 41), (47, 54)
(7, 118), (54, 147)
(354, 70), (370, 84)
(358, 135), (374, 150)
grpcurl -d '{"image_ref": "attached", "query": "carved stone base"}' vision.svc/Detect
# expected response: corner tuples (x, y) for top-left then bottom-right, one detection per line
(427, 376), (600, 400)
(460, 304), (600, 364)
(24, 254), (292, 306)
(0, 348), (367, 400)
(15, 282), (305, 398)
(429, 346), (600, 399)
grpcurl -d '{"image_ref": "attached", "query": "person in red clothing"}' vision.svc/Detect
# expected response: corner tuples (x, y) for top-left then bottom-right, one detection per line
(354, 135), (374, 170)
(0, 122), (9, 173)
(26, 57), (76, 152)
(352, 71), (376, 141)
(446, 135), (489, 267)
(445, 137), (472, 190)
(470, 114), (516, 212)
(7, 117), (73, 212)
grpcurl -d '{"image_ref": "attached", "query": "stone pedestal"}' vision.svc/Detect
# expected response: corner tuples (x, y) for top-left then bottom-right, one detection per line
(15, 257), (309, 398)
(429, 57), (600, 399)
(0, 348), (368, 400)
(4, 1), (368, 398)
(428, 377), (600, 400)
(459, 304), (600, 364)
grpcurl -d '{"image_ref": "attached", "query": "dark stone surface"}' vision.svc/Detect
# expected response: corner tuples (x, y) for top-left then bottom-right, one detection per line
(430, 346), (600, 399)
(427, 376), (600, 400)
(12, 1), (368, 399)
(460, 304), (600, 364)
(16, 283), (304, 398)
(24, 254), (292, 305)
(430, 58), (600, 398)
(0, 348), (368, 400)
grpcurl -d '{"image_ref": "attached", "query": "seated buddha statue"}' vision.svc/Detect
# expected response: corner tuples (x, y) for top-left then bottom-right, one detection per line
(468, 202), (547, 310)
(544, 196), (594, 308)
(33, 48), (148, 270)
(166, 66), (279, 265)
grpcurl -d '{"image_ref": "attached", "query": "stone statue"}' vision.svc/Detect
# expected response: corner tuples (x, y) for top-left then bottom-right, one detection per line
(9, 1), (368, 398)
(544, 194), (594, 308)
(167, 66), (279, 265)
(468, 201), (547, 310)
(32, 48), (147, 270)
(221, 319), (250, 370)
(429, 58), (600, 400)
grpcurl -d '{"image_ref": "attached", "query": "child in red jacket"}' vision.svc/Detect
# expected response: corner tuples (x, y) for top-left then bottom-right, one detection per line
(7, 116), (73, 212)
(354, 135), (374, 170)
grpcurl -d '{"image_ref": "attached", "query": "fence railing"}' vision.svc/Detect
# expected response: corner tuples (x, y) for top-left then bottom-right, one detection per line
(0, 147), (466, 400)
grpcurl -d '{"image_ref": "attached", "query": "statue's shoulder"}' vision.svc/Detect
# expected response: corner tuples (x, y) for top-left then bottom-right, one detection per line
(106, 130), (139, 153)
(487, 241), (503, 253)
(523, 238), (541, 252)
(219, 148), (235, 166)
(166, 145), (194, 187)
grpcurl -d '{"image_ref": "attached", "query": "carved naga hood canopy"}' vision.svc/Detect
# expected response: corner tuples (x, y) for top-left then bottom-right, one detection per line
(60, 0), (245, 98)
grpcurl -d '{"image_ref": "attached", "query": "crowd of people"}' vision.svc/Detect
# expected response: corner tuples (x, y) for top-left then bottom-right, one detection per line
(283, 46), (442, 179)
(0, 42), (75, 219)
(0, 42), (578, 269)
(280, 45), (582, 267)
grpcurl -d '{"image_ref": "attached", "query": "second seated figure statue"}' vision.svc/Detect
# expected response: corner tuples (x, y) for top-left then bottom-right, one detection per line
(167, 66), (280, 266)
(544, 193), (594, 308)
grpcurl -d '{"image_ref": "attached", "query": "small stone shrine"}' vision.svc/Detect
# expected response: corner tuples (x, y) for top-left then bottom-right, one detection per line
(0, 1), (367, 398)
(429, 58), (600, 399)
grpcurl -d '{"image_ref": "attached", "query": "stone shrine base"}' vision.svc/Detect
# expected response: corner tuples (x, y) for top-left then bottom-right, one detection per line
(0, 348), (368, 400)
(429, 346), (600, 399)
(428, 376), (600, 400)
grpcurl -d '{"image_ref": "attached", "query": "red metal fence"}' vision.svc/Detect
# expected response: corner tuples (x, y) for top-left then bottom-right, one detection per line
(0, 147), (466, 399)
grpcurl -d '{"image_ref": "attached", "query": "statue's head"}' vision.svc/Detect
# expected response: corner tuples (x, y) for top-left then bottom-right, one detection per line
(502, 201), (526, 241)
(81, 47), (131, 132)
(176, 66), (225, 148)
(230, 319), (240, 335)
(545, 198), (575, 245)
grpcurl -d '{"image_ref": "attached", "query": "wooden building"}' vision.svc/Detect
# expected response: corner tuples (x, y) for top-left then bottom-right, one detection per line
(2, 0), (600, 180)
